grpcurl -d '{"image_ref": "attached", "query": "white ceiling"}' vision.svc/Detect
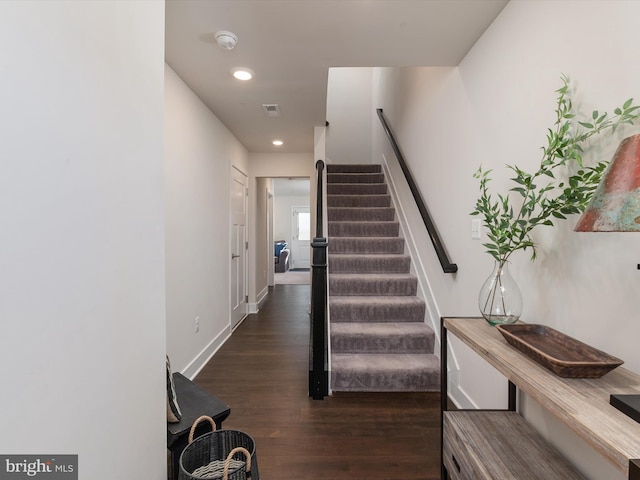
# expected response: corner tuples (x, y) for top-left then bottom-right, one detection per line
(165, 0), (508, 154)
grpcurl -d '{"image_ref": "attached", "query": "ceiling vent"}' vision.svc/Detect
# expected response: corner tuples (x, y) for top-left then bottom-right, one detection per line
(262, 104), (281, 118)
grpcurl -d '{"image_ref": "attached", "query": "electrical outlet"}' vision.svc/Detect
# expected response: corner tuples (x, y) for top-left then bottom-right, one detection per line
(194, 316), (200, 333)
(471, 219), (481, 240)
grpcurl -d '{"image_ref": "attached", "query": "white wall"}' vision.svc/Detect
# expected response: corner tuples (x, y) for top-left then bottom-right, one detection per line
(249, 153), (315, 181)
(0, 2), (166, 478)
(274, 194), (310, 249)
(326, 68), (374, 164)
(165, 65), (249, 377)
(372, 1), (640, 478)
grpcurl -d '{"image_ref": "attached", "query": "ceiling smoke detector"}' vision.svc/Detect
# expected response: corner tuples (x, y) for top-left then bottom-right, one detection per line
(214, 31), (238, 50)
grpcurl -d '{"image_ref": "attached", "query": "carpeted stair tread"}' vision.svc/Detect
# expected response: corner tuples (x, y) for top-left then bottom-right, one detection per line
(327, 194), (391, 208)
(328, 237), (405, 254)
(329, 273), (417, 296)
(328, 173), (385, 184)
(328, 254), (411, 273)
(328, 207), (395, 222)
(329, 296), (426, 323)
(331, 353), (440, 392)
(328, 221), (399, 237)
(327, 183), (388, 195)
(327, 164), (382, 174)
(331, 322), (435, 354)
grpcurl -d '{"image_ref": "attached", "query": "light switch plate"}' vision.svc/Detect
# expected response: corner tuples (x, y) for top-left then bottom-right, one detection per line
(471, 219), (481, 239)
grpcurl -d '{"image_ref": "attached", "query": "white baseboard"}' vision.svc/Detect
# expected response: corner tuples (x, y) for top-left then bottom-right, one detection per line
(181, 328), (231, 380)
(249, 286), (269, 313)
(381, 157), (442, 355)
(446, 365), (477, 409)
(452, 384), (479, 409)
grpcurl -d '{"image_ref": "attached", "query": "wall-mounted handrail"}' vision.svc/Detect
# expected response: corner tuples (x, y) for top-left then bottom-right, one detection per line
(376, 109), (458, 273)
(309, 159), (328, 399)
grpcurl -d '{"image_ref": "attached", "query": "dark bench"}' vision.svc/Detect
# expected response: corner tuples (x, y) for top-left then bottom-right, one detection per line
(167, 373), (231, 480)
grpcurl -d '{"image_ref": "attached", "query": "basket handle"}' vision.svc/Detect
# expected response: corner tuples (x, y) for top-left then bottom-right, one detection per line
(223, 447), (251, 480)
(188, 415), (217, 444)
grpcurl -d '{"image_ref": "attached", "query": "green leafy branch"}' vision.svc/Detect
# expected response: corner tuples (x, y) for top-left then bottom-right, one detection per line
(471, 75), (640, 265)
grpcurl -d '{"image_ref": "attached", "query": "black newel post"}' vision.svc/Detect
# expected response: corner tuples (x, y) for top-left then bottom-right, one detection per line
(309, 160), (328, 399)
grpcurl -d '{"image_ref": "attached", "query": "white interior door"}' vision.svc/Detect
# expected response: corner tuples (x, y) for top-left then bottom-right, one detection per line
(230, 167), (247, 328)
(291, 206), (310, 269)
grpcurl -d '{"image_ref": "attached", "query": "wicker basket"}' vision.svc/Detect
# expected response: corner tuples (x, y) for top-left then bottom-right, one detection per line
(179, 416), (259, 480)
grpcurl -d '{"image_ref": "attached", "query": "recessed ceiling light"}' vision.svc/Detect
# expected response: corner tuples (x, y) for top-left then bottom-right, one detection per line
(231, 68), (253, 81)
(272, 140), (284, 146)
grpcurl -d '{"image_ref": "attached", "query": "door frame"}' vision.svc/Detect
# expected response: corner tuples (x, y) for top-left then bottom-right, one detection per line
(230, 166), (248, 329)
(267, 189), (274, 286)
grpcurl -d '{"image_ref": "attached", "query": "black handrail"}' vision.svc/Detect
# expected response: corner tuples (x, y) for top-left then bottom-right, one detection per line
(309, 160), (328, 399)
(376, 109), (458, 274)
(315, 160), (325, 238)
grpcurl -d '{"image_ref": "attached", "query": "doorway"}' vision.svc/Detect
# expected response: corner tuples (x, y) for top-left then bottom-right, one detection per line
(270, 178), (311, 275)
(291, 206), (311, 269)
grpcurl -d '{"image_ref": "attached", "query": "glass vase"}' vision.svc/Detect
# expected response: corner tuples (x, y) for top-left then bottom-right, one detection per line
(478, 260), (522, 326)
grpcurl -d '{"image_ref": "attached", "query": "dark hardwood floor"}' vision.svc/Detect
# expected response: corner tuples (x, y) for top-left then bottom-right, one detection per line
(194, 284), (442, 479)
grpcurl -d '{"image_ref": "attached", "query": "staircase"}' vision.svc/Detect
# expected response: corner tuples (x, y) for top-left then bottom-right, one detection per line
(327, 163), (440, 392)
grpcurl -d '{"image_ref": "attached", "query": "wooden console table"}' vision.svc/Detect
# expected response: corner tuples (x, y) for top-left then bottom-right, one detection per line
(441, 317), (640, 479)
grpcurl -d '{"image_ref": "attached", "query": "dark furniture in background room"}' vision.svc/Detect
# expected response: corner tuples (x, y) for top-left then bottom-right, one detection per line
(274, 240), (290, 273)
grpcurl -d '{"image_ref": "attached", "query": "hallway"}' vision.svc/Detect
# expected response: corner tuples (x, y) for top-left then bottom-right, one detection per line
(194, 284), (441, 479)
